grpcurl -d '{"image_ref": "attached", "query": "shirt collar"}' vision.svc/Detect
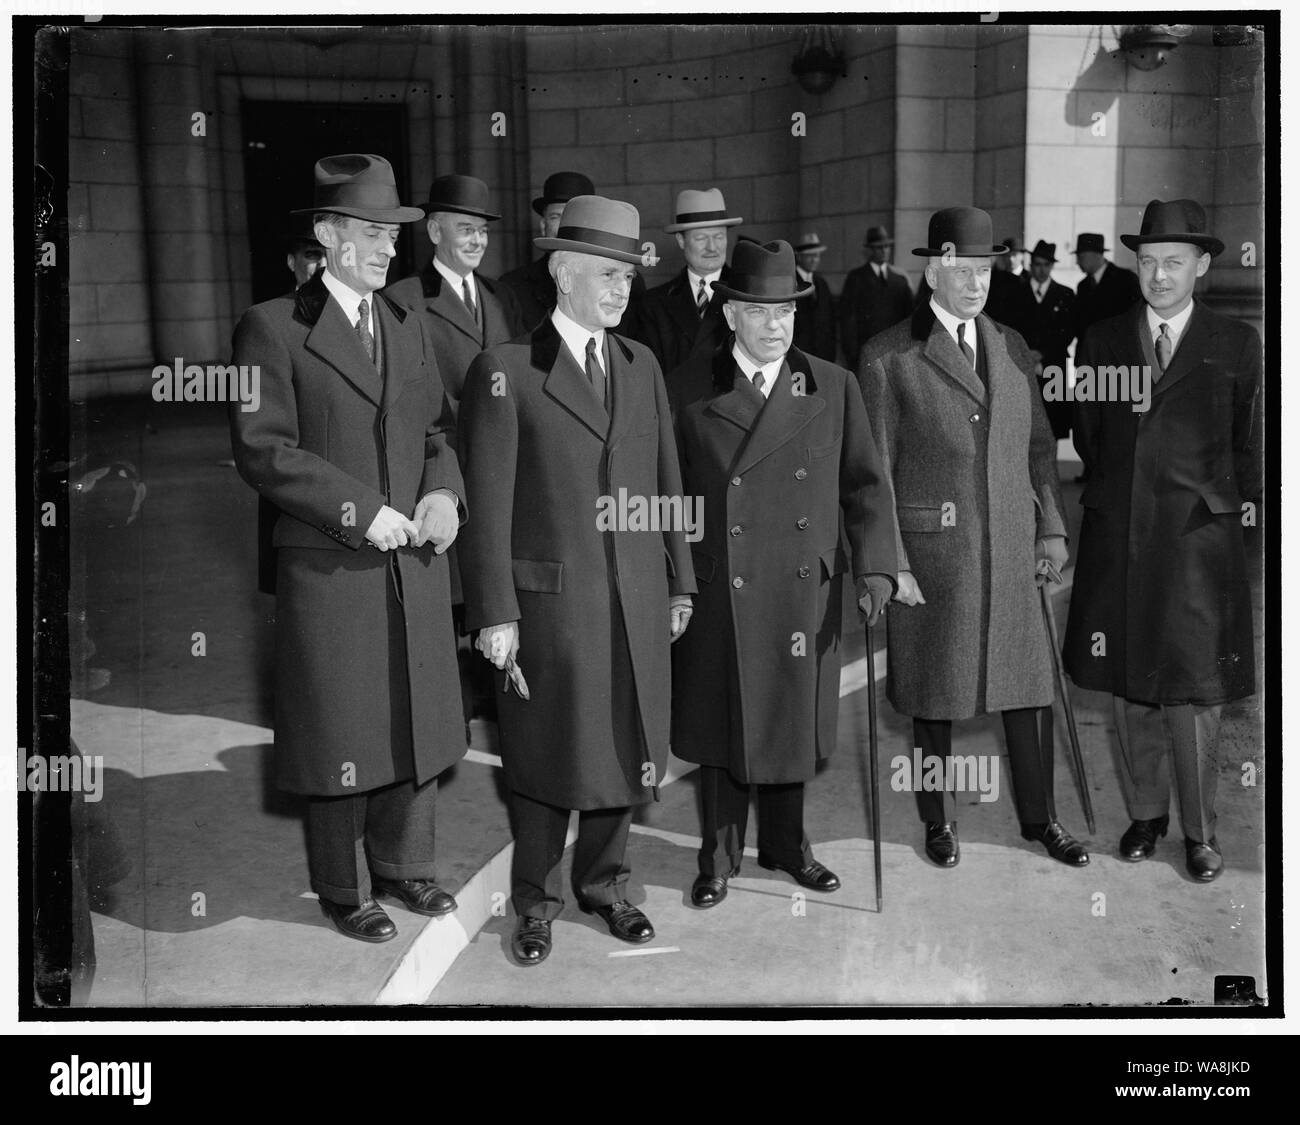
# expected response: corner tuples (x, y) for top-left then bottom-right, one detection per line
(731, 341), (782, 396)
(929, 297), (977, 349)
(687, 268), (722, 291)
(432, 254), (475, 296)
(795, 265), (814, 283)
(1146, 299), (1195, 346)
(321, 269), (372, 329)
(1090, 260), (1109, 283)
(551, 306), (606, 370)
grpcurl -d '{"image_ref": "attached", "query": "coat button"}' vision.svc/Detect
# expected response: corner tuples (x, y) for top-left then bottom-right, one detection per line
(731, 476), (742, 486)
(732, 576), (744, 588)
(970, 413), (980, 423)
(798, 565), (811, 579)
(729, 525), (743, 536)
(795, 468), (807, 480)
(796, 517), (809, 530)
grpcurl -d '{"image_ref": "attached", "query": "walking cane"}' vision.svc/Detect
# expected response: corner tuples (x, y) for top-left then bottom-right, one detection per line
(1039, 572), (1096, 835)
(865, 620), (883, 912)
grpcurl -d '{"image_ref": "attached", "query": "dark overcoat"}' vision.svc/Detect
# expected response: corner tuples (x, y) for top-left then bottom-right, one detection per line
(633, 266), (733, 376)
(670, 344), (898, 783)
(839, 263), (913, 368)
(859, 303), (1067, 720)
(793, 273), (838, 362)
(1021, 278), (1078, 439)
(1063, 302), (1261, 706)
(498, 254), (555, 335)
(1075, 261), (1141, 342)
(229, 272), (467, 795)
(456, 319), (697, 810)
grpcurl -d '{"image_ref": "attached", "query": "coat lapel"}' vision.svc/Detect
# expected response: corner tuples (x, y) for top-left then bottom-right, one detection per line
(535, 319), (609, 439)
(914, 303), (986, 404)
(1153, 303), (1214, 397)
(299, 276), (384, 407)
(375, 295), (418, 416)
(421, 263), (483, 346)
(731, 348), (825, 476)
(704, 342), (762, 432)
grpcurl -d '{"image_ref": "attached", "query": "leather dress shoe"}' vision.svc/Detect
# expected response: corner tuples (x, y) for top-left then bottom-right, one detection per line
(1021, 820), (1090, 866)
(579, 899), (655, 943)
(1185, 837), (1224, 882)
(372, 876), (458, 917)
(690, 874), (729, 908)
(1119, 815), (1170, 861)
(319, 897), (397, 943)
(511, 916), (552, 966)
(757, 855), (841, 891)
(924, 821), (960, 867)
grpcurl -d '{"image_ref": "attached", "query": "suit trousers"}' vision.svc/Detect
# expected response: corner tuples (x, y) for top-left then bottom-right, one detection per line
(912, 707), (1054, 826)
(696, 765), (813, 877)
(1111, 695), (1223, 844)
(510, 790), (633, 920)
(306, 776), (439, 906)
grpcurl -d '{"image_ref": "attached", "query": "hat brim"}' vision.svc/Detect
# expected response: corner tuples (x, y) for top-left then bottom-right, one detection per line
(422, 204), (502, 221)
(664, 216), (744, 233)
(1119, 233), (1224, 257)
(713, 280), (815, 303)
(794, 243), (828, 254)
(913, 244), (1009, 257)
(1072, 244), (1110, 254)
(533, 236), (644, 266)
(864, 240), (894, 248)
(1030, 255), (1059, 264)
(291, 204), (426, 223)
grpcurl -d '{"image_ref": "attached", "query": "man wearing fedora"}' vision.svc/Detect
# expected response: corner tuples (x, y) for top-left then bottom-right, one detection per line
(1063, 199), (1261, 882)
(859, 206), (1090, 870)
(229, 153), (468, 942)
(791, 232), (838, 362)
(457, 195), (696, 966)
(634, 187), (742, 377)
(839, 225), (914, 369)
(1073, 231), (1141, 345)
(670, 239), (897, 908)
(1020, 240), (1079, 442)
(985, 234), (1035, 337)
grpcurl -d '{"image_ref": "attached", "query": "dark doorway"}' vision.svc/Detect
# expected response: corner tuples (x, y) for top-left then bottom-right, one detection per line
(241, 101), (416, 304)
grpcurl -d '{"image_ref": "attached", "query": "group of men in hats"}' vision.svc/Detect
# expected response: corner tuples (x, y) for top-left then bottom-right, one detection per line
(230, 146), (1258, 968)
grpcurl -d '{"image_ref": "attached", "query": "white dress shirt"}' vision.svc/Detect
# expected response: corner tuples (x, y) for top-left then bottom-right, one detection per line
(795, 265), (815, 284)
(929, 297), (978, 360)
(551, 306), (606, 374)
(1146, 299), (1195, 357)
(432, 254), (478, 309)
(731, 342), (780, 399)
(321, 269), (374, 336)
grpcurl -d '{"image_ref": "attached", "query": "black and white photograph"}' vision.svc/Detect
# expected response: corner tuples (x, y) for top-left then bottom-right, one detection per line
(19, 4), (1282, 1043)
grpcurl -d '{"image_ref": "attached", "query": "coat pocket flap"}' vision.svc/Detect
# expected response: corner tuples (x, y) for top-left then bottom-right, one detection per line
(1201, 488), (1243, 515)
(691, 549), (716, 584)
(819, 546), (848, 578)
(512, 557), (564, 593)
(895, 505), (946, 533)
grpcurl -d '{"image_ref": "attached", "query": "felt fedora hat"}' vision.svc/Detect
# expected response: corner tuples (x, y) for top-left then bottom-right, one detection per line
(863, 225), (894, 247)
(291, 153), (425, 223)
(664, 188), (743, 232)
(913, 207), (1008, 257)
(1119, 198), (1224, 257)
(532, 171), (595, 216)
(1072, 233), (1109, 255)
(422, 174), (501, 221)
(713, 239), (814, 303)
(534, 195), (645, 265)
(1029, 239), (1058, 263)
(793, 231), (828, 253)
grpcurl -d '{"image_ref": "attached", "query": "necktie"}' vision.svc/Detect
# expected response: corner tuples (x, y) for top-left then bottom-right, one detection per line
(585, 336), (606, 406)
(696, 278), (709, 317)
(1155, 322), (1172, 374)
(876, 265), (885, 281)
(957, 321), (975, 372)
(752, 370), (766, 396)
(462, 277), (478, 323)
(356, 299), (375, 364)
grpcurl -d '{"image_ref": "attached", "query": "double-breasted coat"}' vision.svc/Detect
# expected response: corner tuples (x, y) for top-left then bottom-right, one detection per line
(456, 318), (697, 811)
(633, 266), (733, 376)
(858, 303), (1067, 720)
(670, 344), (898, 783)
(1063, 302), (1261, 706)
(229, 272), (468, 795)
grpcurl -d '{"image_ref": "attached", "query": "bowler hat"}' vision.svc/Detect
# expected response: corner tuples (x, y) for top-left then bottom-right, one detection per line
(863, 225), (894, 247)
(1004, 236), (1025, 252)
(1072, 233), (1110, 255)
(423, 174), (501, 221)
(1029, 239), (1058, 263)
(1119, 198), (1224, 257)
(290, 153), (424, 223)
(913, 207), (1008, 257)
(793, 231), (828, 253)
(532, 171), (595, 216)
(713, 240), (814, 303)
(664, 188), (743, 232)
(534, 195), (645, 265)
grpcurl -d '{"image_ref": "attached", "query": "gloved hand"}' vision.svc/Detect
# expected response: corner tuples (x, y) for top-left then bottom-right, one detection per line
(476, 621), (520, 669)
(1035, 536), (1068, 586)
(669, 595), (693, 641)
(365, 505), (420, 551)
(413, 490), (459, 553)
(893, 570), (926, 606)
(856, 575), (894, 626)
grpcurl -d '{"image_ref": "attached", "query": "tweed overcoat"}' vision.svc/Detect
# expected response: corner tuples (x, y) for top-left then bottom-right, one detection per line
(456, 318), (697, 810)
(669, 343), (898, 783)
(229, 272), (467, 795)
(1063, 302), (1261, 706)
(858, 303), (1067, 719)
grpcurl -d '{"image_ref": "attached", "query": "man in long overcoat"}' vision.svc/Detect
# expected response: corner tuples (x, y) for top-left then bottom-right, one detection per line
(1063, 199), (1261, 881)
(457, 196), (696, 965)
(229, 154), (467, 942)
(1020, 240), (1079, 442)
(839, 225), (914, 367)
(1073, 231), (1142, 344)
(859, 206), (1090, 870)
(670, 240), (896, 908)
(791, 231), (838, 362)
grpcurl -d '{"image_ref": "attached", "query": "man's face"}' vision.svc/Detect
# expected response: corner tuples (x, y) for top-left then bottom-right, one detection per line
(1136, 241), (1210, 318)
(541, 203), (566, 241)
(315, 217), (398, 294)
(926, 256), (992, 319)
(286, 247), (324, 287)
(795, 248), (823, 273)
(1029, 257), (1053, 284)
(865, 243), (890, 265)
(557, 253), (636, 331)
(677, 226), (728, 275)
(1076, 249), (1104, 276)
(725, 299), (795, 367)
(429, 211), (488, 276)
